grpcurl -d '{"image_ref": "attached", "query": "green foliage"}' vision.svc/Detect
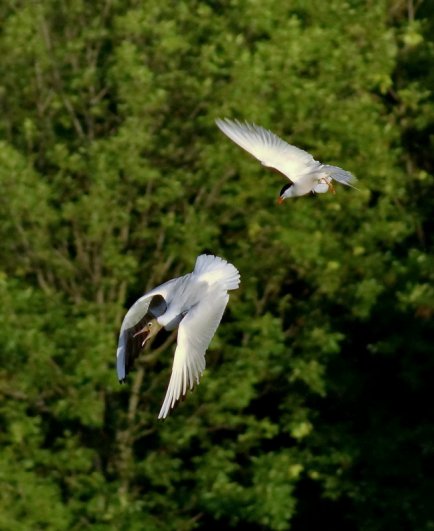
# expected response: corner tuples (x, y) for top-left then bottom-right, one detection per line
(0, 0), (433, 529)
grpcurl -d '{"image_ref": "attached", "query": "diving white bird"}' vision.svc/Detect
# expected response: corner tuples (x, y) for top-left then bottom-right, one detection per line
(116, 254), (240, 419)
(216, 118), (358, 202)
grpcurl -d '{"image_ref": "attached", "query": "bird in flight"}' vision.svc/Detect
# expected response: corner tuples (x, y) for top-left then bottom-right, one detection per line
(116, 254), (240, 419)
(216, 118), (358, 203)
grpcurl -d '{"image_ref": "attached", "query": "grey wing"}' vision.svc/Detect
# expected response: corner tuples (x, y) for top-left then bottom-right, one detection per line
(216, 118), (320, 181)
(158, 289), (230, 419)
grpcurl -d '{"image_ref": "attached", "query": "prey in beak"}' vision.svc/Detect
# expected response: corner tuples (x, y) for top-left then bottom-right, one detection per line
(133, 318), (162, 347)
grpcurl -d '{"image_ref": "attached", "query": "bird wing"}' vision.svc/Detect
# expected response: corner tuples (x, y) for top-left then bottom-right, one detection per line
(116, 279), (178, 382)
(216, 118), (319, 182)
(158, 289), (230, 419)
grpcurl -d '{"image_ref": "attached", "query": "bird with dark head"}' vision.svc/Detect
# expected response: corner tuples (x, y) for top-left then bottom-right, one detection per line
(116, 255), (240, 419)
(216, 118), (358, 203)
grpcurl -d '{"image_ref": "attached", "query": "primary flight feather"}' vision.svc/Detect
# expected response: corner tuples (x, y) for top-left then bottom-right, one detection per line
(116, 254), (240, 419)
(216, 118), (358, 202)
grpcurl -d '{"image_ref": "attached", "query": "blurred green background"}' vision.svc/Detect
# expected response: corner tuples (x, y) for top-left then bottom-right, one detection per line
(1, 0), (433, 529)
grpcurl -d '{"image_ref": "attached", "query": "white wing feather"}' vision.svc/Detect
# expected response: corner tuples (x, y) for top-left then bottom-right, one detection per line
(158, 290), (230, 419)
(216, 118), (320, 182)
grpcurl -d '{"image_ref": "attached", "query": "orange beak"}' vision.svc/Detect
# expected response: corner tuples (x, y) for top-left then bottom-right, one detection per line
(277, 196), (284, 205)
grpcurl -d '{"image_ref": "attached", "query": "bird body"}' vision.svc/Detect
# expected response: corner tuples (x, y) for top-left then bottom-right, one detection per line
(215, 118), (358, 201)
(116, 254), (240, 419)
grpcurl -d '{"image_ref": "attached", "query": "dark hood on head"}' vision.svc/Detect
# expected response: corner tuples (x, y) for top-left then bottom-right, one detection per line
(279, 182), (292, 196)
(121, 294), (167, 381)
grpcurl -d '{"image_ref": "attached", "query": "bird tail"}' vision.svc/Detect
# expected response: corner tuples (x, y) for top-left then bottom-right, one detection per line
(322, 165), (359, 190)
(194, 254), (240, 291)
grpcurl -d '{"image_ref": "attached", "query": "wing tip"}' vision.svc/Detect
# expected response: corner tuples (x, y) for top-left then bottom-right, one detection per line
(157, 365), (205, 419)
(216, 117), (253, 130)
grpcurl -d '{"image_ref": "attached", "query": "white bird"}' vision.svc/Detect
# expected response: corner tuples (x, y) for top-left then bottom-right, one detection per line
(216, 118), (358, 202)
(116, 254), (240, 419)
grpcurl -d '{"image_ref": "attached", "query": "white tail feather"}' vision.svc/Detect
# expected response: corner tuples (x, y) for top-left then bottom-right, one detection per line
(193, 254), (240, 291)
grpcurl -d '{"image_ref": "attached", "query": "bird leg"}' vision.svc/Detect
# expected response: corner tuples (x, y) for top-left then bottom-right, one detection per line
(328, 181), (336, 194)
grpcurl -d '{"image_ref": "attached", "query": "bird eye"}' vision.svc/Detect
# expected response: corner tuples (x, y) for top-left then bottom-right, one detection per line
(147, 321), (152, 327)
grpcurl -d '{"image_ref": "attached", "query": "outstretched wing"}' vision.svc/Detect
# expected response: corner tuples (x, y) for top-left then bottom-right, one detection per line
(216, 118), (319, 182)
(158, 289), (230, 419)
(116, 285), (172, 382)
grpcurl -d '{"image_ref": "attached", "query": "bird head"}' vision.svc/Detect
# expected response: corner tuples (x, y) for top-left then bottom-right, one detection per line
(133, 318), (162, 346)
(277, 182), (294, 204)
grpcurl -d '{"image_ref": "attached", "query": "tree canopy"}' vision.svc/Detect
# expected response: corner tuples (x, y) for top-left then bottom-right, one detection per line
(0, 0), (433, 529)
